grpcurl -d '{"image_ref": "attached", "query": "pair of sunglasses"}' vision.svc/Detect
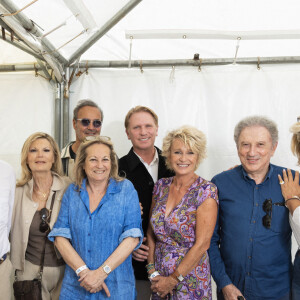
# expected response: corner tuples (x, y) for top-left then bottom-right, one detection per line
(77, 118), (102, 128)
(262, 199), (284, 229)
(39, 208), (50, 233)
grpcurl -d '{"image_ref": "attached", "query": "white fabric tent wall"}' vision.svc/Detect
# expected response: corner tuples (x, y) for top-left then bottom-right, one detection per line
(69, 64), (299, 178)
(0, 72), (54, 173)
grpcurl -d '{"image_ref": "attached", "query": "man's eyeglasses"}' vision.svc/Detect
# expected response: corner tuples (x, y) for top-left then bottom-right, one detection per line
(77, 118), (102, 128)
(262, 198), (285, 229)
(39, 208), (50, 233)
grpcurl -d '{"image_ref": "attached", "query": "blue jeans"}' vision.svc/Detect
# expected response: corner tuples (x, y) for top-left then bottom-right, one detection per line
(292, 249), (300, 300)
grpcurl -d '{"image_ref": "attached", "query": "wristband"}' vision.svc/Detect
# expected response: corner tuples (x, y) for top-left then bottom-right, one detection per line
(75, 265), (88, 276)
(285, 196), (300, 207)
(148, 271), (160, 280)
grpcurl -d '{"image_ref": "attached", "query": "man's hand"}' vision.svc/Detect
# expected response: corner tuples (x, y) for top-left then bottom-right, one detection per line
(132, 237), (149, 262)
(222, 284), (245, 300)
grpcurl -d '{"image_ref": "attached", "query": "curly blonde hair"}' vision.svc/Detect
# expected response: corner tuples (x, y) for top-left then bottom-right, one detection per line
(17, 132), (63, 187)
(290, 120), (300, 165)
(74, 136), (122, 189)
(162, 125), (207, 171)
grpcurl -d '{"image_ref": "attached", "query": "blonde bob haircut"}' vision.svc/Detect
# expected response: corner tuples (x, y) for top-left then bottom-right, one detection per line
(74, 136), (122, 189)
(17, 132), (63, 187)
(162, 125), (207, 171)
(124, 106), (158, 129)
(290, 120), (300, 165)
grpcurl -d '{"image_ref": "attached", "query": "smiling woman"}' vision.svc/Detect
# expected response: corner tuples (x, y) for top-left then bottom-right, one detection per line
(147, 126), (218, 300)
(10, 132), (71, 300)
(48, 136), (143, 299)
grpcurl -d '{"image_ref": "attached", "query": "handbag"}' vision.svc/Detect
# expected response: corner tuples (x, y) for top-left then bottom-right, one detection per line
(13, 192), (56, 300)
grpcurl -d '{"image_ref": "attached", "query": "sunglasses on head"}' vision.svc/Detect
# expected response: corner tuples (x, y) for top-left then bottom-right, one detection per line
(39, 208), (50, 233)
(262, 198), (285, 229)
(77, 118), (102, 128)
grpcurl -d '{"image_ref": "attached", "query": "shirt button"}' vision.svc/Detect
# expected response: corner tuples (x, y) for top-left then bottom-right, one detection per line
(252, 220), (256, 223)
(23, 240), (26, 243)
(255, 203), (258, 206)
(255, 187), (258, 190)
(89, 216), (91, 220)
(33, 204), (37, 208)
(249, 238), (253, 242)
(247, 272), (251, 276)
(88, 250), (91, 253)
(25, 220), (29, 224)
(248, 256), (252, 259)
(88, 233), (91, 236)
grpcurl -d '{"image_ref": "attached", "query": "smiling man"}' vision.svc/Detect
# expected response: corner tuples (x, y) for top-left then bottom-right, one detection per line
(61, 99), (103, 180)
(209, 116), (292, 300)
(118, 106), (174, 299)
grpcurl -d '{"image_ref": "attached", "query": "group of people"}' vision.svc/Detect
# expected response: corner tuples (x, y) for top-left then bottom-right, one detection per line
(1, 99), (300, 300)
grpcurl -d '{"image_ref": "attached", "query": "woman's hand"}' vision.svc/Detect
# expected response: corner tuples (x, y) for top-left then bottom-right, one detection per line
(78, 269), (110, 296)
(278, 169), (300, 200)
(150, 275), (177, 298)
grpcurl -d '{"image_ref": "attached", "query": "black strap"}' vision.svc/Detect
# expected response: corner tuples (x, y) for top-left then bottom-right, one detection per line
(38, 191), (56, 279)
(62, 158), (68, 176)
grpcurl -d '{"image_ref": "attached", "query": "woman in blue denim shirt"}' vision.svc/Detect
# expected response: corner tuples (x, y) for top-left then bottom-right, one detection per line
(48, 137), (143, 299)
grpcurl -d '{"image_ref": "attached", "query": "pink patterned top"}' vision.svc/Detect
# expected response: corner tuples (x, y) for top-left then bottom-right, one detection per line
(150, 176), (218, 300)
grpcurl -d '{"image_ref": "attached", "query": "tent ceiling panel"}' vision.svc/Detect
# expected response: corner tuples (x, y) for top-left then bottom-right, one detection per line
(1, 0), (300, 64)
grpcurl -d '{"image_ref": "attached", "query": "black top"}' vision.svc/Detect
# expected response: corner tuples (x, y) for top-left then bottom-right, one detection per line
(118, 147), (174, 280)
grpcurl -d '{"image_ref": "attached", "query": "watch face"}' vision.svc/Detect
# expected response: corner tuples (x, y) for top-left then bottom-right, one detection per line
(103, 265), (111, 274)
(177, 274), (184, 282)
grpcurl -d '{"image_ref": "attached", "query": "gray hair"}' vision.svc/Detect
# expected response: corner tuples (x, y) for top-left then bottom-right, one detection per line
(73, 99), (104, 122)
(234, 115), (278, 146)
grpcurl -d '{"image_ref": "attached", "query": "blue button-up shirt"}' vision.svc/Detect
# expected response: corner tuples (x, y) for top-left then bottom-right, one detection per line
(209, 164), (292, 300)
(48, 178), (143, 300)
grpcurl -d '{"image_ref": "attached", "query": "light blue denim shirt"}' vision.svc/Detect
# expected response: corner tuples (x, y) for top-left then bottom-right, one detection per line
(48, 178), (143, 300)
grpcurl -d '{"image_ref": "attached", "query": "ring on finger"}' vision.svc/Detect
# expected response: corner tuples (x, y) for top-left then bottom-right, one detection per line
(280, 180), (285, 185)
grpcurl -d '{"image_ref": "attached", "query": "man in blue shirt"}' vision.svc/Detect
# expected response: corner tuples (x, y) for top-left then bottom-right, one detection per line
(209, 116), (292, 300)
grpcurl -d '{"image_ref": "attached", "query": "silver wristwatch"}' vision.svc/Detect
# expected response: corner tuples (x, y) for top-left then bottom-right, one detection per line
(102, 264), (111, 275)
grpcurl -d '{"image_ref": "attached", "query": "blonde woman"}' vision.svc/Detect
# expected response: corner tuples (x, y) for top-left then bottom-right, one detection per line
(48, 136), (143, 299)
(147, 126), (218, 299)
(10, 132), (71, 300)
(278, 118), (300, 300)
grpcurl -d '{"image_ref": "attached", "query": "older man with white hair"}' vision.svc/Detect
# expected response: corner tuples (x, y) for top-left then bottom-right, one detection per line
(209, 116), (292, 300)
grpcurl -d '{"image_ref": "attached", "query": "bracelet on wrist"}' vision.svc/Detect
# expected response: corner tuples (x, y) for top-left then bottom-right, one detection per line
(75, 265), (88, 276)
(146, 262), (155, 272)
(285, 196), (300, 207)
(148, 271), (160, 280)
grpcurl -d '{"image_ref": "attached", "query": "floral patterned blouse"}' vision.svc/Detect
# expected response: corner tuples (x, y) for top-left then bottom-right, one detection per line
(150, 176), (218, 300)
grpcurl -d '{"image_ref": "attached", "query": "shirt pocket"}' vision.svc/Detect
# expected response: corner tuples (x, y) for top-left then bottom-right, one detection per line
(269, 205), (289, 233)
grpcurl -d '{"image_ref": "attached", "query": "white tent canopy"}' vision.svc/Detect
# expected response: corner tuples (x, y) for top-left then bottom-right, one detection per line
(0, 2), (299, 296)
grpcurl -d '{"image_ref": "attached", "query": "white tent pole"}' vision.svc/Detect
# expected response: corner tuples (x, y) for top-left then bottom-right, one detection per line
(54, 83), (62, 149)
(68, 0), (142, 65)
(62, 67), (70, 148)
(0, 0), (68, 66)
(74, 57), (300, 68)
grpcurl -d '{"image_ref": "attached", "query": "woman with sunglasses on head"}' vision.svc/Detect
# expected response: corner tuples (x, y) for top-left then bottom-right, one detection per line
(278, 118), (300, 300)
(10, 132), (71, 300)
(48, 136), (143, 299)
(147, 126), (218, 299)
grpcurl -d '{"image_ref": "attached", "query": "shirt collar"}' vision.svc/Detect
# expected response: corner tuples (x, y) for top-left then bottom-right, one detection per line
(80, 177), (121, 194)
(241, 164), (273, 184)
(134, 148), (158, 166)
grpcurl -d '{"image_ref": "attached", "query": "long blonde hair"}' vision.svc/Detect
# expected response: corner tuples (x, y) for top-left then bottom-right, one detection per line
(17, 132), (63, 187)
